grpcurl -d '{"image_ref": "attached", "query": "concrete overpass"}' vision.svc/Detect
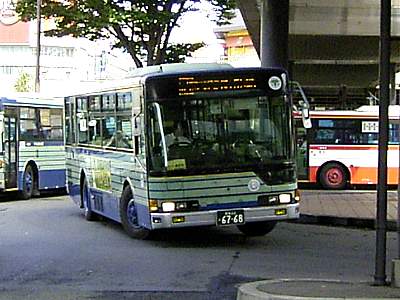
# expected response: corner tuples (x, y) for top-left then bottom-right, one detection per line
(237, 0), (400, 106)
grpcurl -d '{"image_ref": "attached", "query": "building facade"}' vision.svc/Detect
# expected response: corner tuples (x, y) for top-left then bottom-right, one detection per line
(0, 2), (134, 94)
(214, 15), (260, 68)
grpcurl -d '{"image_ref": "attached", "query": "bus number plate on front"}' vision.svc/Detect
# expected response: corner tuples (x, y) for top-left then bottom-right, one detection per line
(217, 210), (244, 226)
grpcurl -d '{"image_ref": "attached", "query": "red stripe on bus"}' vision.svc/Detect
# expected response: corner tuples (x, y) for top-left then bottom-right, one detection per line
(309, 145), (399, 151)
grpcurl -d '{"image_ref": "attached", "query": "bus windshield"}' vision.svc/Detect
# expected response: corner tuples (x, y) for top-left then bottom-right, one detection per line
(147, 95), (292, 177)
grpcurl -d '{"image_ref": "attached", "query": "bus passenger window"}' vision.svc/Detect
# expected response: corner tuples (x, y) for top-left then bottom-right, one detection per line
(389, 123), (400, 144)
(49, 109), (63, 140)
(78, 116), (88, 144)
(20, 108), (39, 141)
(88, 118), (102, 146)
(112, 117), (132, 149)
(117, 93), (132, 111)
(103, 94), (116, 111)
(103, 116), (116, 148)
(89, 95), (101, 111)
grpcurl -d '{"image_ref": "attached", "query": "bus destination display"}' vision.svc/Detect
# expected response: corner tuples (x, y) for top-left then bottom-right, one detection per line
(178, 76), (258, 96)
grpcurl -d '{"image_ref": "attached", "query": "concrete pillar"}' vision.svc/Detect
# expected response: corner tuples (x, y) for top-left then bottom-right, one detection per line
(260, 0), (289, 69)
(392, 259), (400, 287)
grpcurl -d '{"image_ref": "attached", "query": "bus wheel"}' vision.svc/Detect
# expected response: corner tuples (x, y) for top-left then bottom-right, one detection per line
(82, 179), (96, 221)
(319, 163), (347, 189)
(120, 186), (150, 240)
(20, 165), (34, 200)
(237, 221), (277, 236)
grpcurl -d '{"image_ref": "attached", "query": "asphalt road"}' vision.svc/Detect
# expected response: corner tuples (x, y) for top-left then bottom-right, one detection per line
(0, 194), (398, 300)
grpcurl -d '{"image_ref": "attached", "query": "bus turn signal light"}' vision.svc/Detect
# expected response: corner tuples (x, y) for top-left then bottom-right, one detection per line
(294, 190), (301, 202)
(149, 200), (159, 212)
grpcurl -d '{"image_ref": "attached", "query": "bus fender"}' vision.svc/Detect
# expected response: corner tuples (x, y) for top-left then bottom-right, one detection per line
(79, 169), (91, 208)
(119, 178), (134, 217)
(120, 177), (151, 229)
(121, 177), (135, 201)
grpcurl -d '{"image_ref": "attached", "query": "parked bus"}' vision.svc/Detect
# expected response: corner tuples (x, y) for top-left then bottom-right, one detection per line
(295, 105), (400, 189)
(65, 64), (303, 239)
(0, 94), (65, 199)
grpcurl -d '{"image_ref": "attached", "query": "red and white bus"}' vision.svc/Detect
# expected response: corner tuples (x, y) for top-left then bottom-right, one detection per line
(295, 105), (400, 189)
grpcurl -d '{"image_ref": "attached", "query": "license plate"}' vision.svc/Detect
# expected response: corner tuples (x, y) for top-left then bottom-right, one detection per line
(217, 210), (245, 225)
(275, 208), (287, 216)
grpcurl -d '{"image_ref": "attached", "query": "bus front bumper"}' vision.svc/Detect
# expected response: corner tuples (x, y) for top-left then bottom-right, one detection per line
(150, 203), (300, 229)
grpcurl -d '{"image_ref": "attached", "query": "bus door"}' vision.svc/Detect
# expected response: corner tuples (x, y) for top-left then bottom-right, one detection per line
(295, 119), (308, 180)
(3, 109), (18, 189)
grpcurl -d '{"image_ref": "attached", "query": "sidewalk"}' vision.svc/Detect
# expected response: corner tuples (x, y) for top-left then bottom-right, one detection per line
(298, 189), (398, 230)
(237, 279), (400, 300)
(237, 189), (400, 300)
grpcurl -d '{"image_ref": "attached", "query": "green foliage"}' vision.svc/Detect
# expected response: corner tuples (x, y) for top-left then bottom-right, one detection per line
(14, 72), (33, 92)
(164, 42), (205, 63)
(16, 0), (236, 67)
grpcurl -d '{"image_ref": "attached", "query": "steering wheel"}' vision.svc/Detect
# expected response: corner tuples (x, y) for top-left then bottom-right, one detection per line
(231, 137), (254, 149)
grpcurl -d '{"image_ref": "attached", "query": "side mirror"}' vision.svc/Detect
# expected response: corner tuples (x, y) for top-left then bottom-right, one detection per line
(301, 106), (312, 129)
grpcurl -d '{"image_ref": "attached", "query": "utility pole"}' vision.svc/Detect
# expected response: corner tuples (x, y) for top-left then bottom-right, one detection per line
(35, 0), (42, 93)
(374, 0), (391, 286)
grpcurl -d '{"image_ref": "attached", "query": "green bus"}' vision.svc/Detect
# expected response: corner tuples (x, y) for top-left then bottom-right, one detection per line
(65, 64), (301, 239)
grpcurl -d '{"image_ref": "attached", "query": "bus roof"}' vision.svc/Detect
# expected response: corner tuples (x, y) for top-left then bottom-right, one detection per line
(65, 63), (235, 97)
(309, 105), (400, 119)
(0, 93), (63, 108)
(128, 62), (234, 77)
(65, 63), (287, 97)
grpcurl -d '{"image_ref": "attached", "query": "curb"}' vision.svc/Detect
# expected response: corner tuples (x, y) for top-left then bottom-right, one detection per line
(295, 214), (397, 231)
(236, 279), (400, 300)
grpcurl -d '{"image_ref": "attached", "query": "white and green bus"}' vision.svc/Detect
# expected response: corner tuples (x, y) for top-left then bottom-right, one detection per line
(65, 64), (301, 239)
(0, 94), (65, 199)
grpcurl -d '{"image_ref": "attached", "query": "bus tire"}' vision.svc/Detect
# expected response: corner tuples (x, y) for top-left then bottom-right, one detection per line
(319, 163), (347, 190)
(237, 221), (277, 236)
(120, 186), (151, 240)
(82, 179), (96, 221)
(20, 165), (35, 200)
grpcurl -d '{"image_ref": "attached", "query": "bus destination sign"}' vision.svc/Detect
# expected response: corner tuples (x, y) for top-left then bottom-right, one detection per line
(145, 69), (285, 101)
(178, 76), (258, 96)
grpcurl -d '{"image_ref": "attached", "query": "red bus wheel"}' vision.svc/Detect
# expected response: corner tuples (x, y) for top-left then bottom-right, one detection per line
(319, 163), (348, 190)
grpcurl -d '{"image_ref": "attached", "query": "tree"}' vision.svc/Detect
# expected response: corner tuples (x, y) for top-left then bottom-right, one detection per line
(16, 0), (236, 67)
(14, 72), (33, 92)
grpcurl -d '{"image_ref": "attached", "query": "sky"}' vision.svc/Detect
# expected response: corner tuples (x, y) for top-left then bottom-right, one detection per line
(171, 8), (218, 44)
(169, 3), (229, 62)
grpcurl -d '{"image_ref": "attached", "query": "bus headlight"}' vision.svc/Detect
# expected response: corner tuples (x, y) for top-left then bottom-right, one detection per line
(161, 202), (175, 212)
(279, 194), (291, 204)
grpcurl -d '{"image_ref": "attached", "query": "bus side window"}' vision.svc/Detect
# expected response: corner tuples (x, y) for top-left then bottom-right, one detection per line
(103, 116), (116, 148)
(77, 97), (88, 144)
(389, 123), (400, 145)
(113, 116), (133, 149)
(65, 98), (73, 145)
(38, 108), (63, 141)
(20, 107), (40, 141)
(49, 109), (63, 140)
(88, 118), (102, 146)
